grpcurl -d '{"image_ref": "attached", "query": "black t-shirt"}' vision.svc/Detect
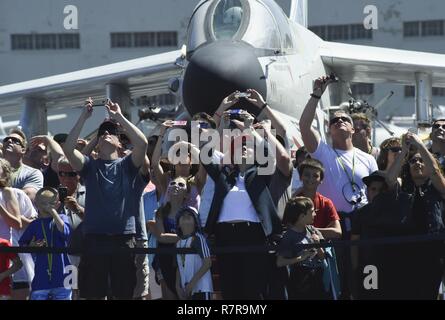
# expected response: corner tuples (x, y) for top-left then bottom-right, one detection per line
(277, 226), (324, 269)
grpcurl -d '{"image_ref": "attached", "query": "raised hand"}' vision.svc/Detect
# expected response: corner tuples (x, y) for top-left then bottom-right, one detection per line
(246, 88), (266, 107)
(81, 97), (94, 119)
(105, 99), (122, 119)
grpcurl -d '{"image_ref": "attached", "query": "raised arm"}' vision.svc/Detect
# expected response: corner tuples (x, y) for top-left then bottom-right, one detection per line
(105, 100), (147, 168)
(63, 98), (93, 172)
(408, 133), (445, 197)
(212, 92), (239, 128)
(0, 188), (22, 229)
(300, 77), (333, 153)
(81, 136), (98, 157)
(151, 121), (173, 194)
(385, 134), (409, 188)
(30, 135), (65, 173)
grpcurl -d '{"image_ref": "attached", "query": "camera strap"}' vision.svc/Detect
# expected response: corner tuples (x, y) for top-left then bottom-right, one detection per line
(334, 149), (356, 192)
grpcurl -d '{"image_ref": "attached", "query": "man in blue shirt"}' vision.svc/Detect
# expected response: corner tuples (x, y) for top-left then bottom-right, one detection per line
(63, 98), (148, 299)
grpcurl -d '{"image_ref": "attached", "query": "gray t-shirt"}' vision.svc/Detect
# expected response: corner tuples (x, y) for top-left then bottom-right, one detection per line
(12, 164), (43, 191)
(80, 155), (141, 235)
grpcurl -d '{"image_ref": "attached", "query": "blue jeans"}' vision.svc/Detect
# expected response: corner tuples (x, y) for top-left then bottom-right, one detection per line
(30, 287), (72, 300)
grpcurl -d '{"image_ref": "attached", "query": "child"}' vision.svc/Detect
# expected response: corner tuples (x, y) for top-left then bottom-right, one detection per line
(19, 187), (72, 300)
(277, 197), (328, 300)
(294, 158), (341, 239)
(175, 206), (213, 300)
(0, 237), (22, 300)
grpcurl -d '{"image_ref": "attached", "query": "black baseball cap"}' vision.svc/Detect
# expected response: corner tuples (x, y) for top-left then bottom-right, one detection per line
(53, 133), (68, 145)
(98, 120), (119, 137)
(362, 171), (387, 186)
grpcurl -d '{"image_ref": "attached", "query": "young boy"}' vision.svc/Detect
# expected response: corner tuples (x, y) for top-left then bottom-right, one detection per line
(277, 197), (328, 300)
(294, 158), (341, 239)
(0, 237), (22, 300)
(175, 206), (213, 300)
(19, 187), (72, 300)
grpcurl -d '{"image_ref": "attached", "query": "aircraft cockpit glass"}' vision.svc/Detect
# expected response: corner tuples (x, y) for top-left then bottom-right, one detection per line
(212, 0), (244, 40)
(186, 0), (287, 54)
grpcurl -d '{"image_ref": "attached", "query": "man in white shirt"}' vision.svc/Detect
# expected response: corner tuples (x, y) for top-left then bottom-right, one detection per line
(299, 76), (378, 299)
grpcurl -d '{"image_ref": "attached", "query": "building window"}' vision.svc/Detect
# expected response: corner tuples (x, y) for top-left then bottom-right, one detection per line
(135, 94), (176, 106)
(327, 25), (349, 41)
(351, 83), (374, 96)
(111, 31), (178, 48)
(405, 86), (445, 97)
(111, 33), (132, 48)
(421, 20), (444, 36)
(404, 20), (445, 37)
(350, 24), (372, 40)
(310, 24), (372, 41)
(404, 86), (415, 97)
(35, 34), (57, 49)
(309, 26), (327, 40)
(11, 33), (80, 50)
(134, 32), (156, 47)
(433, 87), (445, 96)
(157, 32), (177, 47)
(59, 34), (80, 49)
(11, 34), (34, 50)
(403, 21), (420, 37)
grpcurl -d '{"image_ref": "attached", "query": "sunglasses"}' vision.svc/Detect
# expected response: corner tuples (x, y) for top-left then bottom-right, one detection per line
(387, 146), (402, 153)
(432, 123), (445, 130)
(408, 157), (424, 165)
(330, 116), (351, 126)
(3, 136), (24, 147)
(58, 171), (78, 177)
(169, 181), (186, 188)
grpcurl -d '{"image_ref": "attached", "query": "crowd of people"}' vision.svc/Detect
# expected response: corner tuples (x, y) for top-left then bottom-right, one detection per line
(0, 78), (445, 300)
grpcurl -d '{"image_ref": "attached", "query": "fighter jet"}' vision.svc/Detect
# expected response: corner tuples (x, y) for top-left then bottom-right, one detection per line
(1, 0), (445, 145)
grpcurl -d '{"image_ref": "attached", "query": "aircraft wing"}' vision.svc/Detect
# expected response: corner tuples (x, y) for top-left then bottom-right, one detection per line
(319, 41), (445, 87)
(0, 49), (183, 115)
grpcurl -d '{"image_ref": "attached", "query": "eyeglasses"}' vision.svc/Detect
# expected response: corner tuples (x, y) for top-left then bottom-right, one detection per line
(408, 157), (424, 165)
(169, 181), (186, 188)
(387, 146), (402, 153)
(329, 117), (352, 126)
(3, 136), (24, 147)
(432, 123), (445, 130)
(58, 171), (78, 177)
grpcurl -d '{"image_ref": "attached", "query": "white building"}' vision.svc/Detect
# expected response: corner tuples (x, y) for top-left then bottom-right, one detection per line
(307, 0), (445, 121)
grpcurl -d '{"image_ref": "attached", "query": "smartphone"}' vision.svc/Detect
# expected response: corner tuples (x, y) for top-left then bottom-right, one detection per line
(172, 120), (187, 126)
(58, 186), (68, 202)
(235, 92), (251, 99)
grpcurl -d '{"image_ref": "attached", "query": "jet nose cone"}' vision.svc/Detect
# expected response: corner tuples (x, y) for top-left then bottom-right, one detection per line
(182, 40), (267, 117)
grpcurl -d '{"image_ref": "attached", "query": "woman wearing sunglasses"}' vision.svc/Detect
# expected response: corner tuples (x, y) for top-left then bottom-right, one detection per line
(152, 121), (202, 210)
(148, 176), (190, 300)
(377, 137), (402, 171)
(385, 132), (445, 299)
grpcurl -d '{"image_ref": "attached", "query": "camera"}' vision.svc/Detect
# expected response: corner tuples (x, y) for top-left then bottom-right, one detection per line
(227, 109), (244, 121)
(235, 92), (251, 99)
(58, 186), (68, 202)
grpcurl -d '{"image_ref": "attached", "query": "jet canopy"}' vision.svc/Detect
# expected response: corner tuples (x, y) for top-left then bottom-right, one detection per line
(187, 0), (295, 55)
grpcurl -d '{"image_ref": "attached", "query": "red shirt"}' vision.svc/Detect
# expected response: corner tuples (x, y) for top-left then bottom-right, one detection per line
(296, 192), (340, 228)
(0, 238), (17, 296)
